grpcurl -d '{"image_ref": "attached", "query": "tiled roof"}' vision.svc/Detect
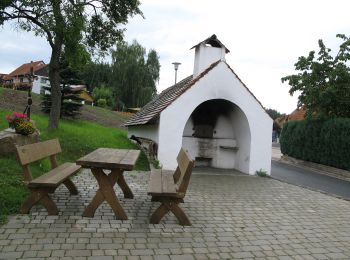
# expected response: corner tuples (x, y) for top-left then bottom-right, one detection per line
(124, 61), (221, 127)
(8, 61), (47, 77)
(124, 60), (268, 126)
(288, 107), (306, 121)
(124, 75), (194, 126)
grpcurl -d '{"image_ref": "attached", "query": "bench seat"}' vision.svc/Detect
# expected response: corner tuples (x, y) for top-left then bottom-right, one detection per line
(28, 163), (81, 188)
(148, 169), (177, 196)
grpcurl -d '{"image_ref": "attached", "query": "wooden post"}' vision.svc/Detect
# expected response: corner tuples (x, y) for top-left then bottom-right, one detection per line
(23, 61), (34, 119)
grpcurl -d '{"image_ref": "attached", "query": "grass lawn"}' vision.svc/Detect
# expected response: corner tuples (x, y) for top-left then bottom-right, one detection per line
(0, 109), (149, 224)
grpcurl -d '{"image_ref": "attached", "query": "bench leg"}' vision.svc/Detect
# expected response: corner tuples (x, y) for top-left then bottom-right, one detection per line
(21, 189), (59, 215)
(63, 179), (78, 195)
(150, 200), (191, 226)
(150, 203), (169, 224)
(170, 203), (191, 226)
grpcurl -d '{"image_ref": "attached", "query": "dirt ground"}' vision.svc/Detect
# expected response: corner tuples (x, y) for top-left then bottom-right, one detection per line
(0, 88), (130, 128)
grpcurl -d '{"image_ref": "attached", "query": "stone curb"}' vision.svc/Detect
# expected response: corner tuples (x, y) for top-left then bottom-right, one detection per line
(273, 155), (350, 182)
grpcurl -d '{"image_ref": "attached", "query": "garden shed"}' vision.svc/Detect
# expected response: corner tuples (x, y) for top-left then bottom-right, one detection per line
(125, 35), (272, 174)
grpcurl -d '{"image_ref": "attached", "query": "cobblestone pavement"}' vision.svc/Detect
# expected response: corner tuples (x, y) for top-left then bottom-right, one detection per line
(1, 170), (350, 260)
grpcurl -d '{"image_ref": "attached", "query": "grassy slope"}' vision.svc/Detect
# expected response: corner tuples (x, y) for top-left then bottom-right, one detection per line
(0, 88), (130, 128)
(0, 109), (149, 224)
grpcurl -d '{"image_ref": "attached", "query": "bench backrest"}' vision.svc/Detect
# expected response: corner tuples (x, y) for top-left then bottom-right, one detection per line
(173, 148), (194, 196)
(16, 139), (62, 183)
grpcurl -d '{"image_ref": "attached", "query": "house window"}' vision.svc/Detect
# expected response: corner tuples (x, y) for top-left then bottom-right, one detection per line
(40, 78), (46, 84)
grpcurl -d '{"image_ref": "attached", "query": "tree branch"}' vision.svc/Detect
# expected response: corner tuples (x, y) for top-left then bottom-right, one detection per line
(7, 5), (55, 48)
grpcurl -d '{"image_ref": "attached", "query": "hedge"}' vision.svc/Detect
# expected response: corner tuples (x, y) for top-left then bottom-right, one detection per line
(280, 118), (350, 170)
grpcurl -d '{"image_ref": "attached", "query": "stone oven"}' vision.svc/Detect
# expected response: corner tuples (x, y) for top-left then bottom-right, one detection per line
(182, 99), (247, 169)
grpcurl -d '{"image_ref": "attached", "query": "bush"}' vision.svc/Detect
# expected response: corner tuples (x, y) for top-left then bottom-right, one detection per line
(97, 98), (107, 108)
(280, 118), (350, 170)
(256, 169), (268, 177)
(92, 87), (115, 108)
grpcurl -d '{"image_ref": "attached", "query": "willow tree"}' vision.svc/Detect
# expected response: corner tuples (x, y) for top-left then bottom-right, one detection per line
(110, 40), (160, 109)
(0, 0), (142, 129)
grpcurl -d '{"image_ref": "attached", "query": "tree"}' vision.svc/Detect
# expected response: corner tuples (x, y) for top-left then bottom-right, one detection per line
(92, 86), (115, 108)
(41, 62), (84, 118)
(1, 1), (142, 129)
(110, 40), (160, 109)
(80, 62), (112, 91)
(266, 108), (284, 120)
(282, 34), (350, 118)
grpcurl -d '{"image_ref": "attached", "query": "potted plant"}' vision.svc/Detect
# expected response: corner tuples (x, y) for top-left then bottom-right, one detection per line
(5, 112), (36, 135)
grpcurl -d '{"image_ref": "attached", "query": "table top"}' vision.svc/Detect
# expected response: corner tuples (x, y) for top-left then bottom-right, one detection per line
(76, 148), (140, 170)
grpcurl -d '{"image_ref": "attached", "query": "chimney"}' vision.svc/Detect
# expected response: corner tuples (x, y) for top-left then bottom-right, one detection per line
(191, 35), (230, 77)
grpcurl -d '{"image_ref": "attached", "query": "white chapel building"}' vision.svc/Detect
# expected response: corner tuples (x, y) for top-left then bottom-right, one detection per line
(125, 35), (273, 175)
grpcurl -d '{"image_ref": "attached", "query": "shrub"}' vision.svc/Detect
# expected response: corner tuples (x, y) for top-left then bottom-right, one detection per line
(92, 86), (115, 108)
(97, 98), (107, 108)
(280, 118), (350, 170)
(256, 169), (268, 177)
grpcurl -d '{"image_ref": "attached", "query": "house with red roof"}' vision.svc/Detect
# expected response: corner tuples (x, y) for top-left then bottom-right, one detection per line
(125, 35), (273, 174)
(3, 61), (50, 94)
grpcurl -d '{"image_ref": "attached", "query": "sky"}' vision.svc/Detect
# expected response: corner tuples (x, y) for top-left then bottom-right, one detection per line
(1, 0), (350, 114)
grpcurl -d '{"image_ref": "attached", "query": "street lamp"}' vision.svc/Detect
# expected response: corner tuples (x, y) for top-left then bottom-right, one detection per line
(172, 62), (181, 84)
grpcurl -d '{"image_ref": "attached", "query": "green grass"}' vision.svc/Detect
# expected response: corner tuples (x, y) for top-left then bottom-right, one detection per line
(0, 109), (149, 224)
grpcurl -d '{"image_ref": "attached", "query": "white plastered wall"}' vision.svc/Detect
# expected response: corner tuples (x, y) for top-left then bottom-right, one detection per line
(157, 62), (272, 174)
(128, 124), (159, 144)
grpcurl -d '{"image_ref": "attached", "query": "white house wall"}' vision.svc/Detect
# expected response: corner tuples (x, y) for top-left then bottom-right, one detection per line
(158, 62), (272, 174)
(32, 76), (49, 94)
(230, 107), (251, 173)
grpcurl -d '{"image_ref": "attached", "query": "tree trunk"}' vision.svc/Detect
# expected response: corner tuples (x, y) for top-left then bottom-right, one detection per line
(48, 44), (63, 130)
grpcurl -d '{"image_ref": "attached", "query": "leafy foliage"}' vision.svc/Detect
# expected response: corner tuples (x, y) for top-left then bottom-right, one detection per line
(0, 0), (142, 129)
(256, 169), (268, 177)
(282, 34), (350, 118)
(80, 41), (161, 110)
(92, 87), (115, 108)
(41, 64), (83, 118)
(266, 108), (284, 120)
(80, 62), (112, 90)
(280, 118), (350, 170)
(110, 41), (160, 109)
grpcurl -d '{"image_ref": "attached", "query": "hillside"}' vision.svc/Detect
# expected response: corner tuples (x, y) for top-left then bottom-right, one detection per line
(0, 87), (130, 128)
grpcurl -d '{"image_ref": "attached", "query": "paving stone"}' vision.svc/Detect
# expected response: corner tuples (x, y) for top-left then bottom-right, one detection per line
(0, 251), (23, 259)
(65, 249), (91, 257)
(0, 171), (349, 259)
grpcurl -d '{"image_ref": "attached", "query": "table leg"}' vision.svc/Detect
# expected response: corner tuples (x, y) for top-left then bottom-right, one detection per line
(115, 171), (134, 199)
(83, 168), (127, 220)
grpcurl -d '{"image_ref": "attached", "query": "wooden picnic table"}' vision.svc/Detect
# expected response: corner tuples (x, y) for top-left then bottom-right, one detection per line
(76, 148), (140, 219)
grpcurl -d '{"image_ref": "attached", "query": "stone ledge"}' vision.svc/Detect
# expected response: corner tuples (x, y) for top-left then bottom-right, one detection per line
(280, 155), (350, 182)
(0, 128), (40, 156)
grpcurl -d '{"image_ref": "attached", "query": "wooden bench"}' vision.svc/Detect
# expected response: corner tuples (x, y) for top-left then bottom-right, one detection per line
(148, 148), (194, 226)
(16, 139), (81, 215)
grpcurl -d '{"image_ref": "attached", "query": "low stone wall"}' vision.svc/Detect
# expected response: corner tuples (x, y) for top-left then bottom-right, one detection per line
(0, 128), (40, 156)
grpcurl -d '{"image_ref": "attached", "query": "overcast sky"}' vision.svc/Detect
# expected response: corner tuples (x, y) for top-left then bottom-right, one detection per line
(1, 0), (349, 114)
